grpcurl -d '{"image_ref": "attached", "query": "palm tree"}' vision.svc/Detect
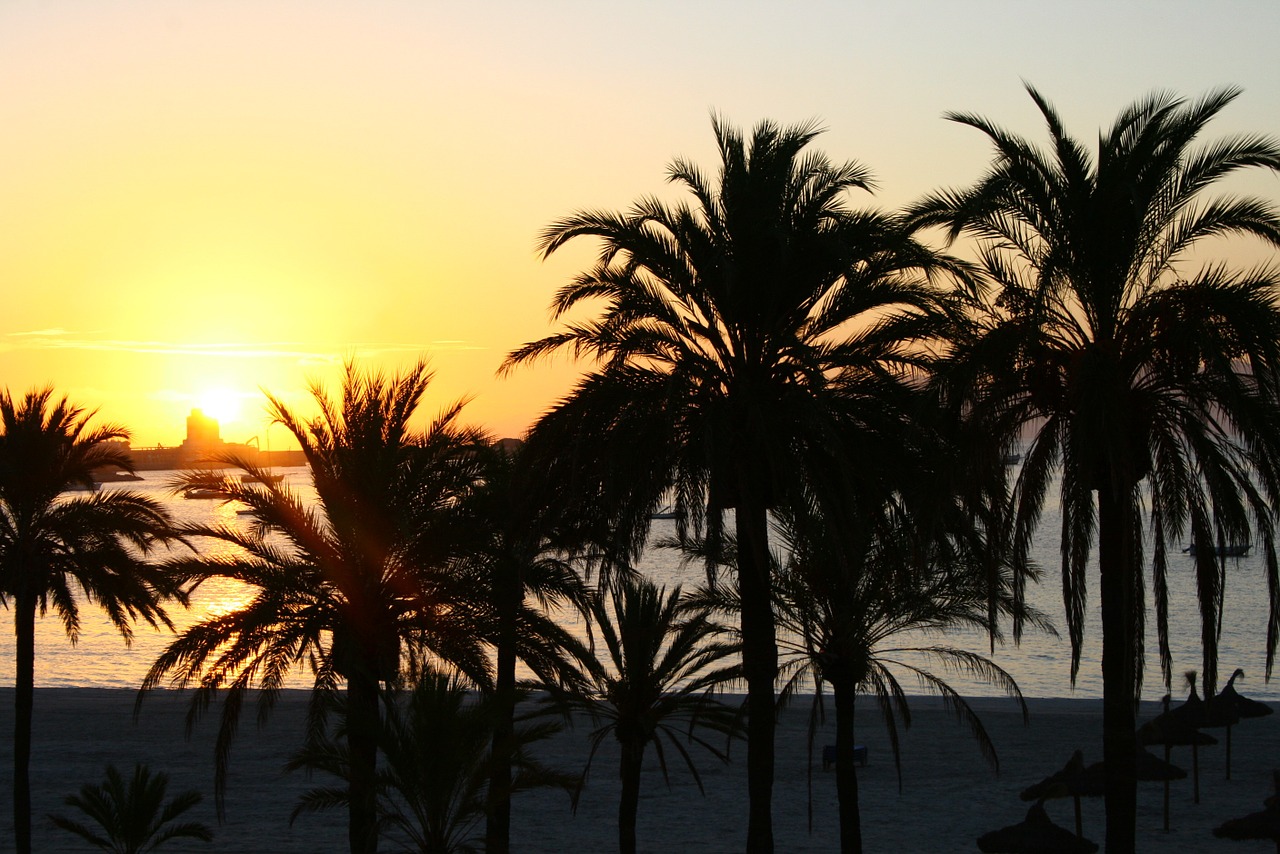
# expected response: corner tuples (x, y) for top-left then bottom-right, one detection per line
(505, 116), (959, 852)
(769, 495), (1035, 854)
(453, 438), (593, 854)
(140, 360), (491, 854)
(0, 388), (179, 854)
(48, 763), (212, 853)
(909, 85), (1280, 852)
(678, 402), (1039, 854)
(287, 672), (576, 854)
(558, 575), (742, 854)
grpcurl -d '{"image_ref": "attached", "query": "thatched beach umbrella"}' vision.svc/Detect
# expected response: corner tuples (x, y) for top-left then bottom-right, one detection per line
(1212, 668), (1273, 779)
(1139, 680), (1218, 805)
(1080, 748), (1187, 832)
(1080, 749), (1185, 784)
(1020, 751), (1101, 838)
(1213, 770), (1280, 853)
(1018, 748), (1189, 837)
(1217, 669), (1274, 720)
(977, 800), (1099, 854)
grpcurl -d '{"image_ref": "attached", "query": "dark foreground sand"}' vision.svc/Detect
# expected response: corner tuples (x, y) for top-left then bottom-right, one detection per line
(2, 688), (1278, 852)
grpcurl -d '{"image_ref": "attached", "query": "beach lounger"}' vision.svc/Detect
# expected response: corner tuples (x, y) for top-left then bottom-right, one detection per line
(822, 744), (868, 770)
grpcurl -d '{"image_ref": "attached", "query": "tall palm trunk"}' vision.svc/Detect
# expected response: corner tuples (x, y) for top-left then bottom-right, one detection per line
(736, 498), (777, 853)
(618, 738), (645, 854)
(13, 590), (36, 854)
(347, 670), (381, 854)
(1099, 485), (1138, 854)
(486, 564), (519, 854)
(831, 676), (862, 854)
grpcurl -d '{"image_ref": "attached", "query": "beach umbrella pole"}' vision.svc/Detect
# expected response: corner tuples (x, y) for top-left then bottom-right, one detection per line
(1193, 742), (1201, 804)
(1163, 693), (1172, 831)
(1226, 722), (1233, 780)
(1163, 742), (1171, 832)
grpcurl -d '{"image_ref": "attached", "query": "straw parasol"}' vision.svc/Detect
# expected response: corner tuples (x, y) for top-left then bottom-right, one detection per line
(1217, 669), (1274, 720)
(1080, 747), (1187, 832)
(1080, 749), (1185, 785)
(1213, 770), (1280, 853)
(1020, 750), (1102, 838)
(977, 800), (1099, 854)
(1212, 668), (1274, 779)
(1139, 677), (1218, 805)
(1018, 746), (1188, 838)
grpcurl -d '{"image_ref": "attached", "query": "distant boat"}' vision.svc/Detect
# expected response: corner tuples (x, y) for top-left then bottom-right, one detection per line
(94, 470), (144, 483)
(650, 506), (678, 520)
(241, 473), (284, 485)
(1183, 543), (1250, 558)
(183, 487), (224, 500)
(1003, 453), (1022, 466)
(179, 472), (225, 499)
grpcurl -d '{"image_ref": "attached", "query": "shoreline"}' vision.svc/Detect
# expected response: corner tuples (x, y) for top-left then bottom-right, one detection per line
(3, 688), (1276, 852)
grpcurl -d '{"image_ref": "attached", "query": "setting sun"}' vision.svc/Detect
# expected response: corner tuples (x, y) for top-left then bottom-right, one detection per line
(190, 387), (253, 440)
(195, 388), (242, 423)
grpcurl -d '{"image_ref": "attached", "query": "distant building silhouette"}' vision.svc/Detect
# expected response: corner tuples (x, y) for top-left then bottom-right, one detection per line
(184, 408), (221, 453)
(97, 409), (306, 476)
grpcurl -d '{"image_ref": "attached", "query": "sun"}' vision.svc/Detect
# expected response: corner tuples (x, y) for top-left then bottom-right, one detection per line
(195, 388), (243, 425)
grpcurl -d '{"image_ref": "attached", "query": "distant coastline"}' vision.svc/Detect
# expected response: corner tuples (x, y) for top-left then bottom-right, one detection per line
(117, 443), (307, 472)
(96, 407), (307, 475)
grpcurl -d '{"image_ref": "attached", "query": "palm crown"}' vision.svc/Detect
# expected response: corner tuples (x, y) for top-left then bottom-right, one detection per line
(912, 85), (1280, 692)
(142, 361), (490, 853)
(508, 117), (954, 544)
(509, 116), (964, 851)
(909, 84), (1280, 853)
(1, 388), (178, 854)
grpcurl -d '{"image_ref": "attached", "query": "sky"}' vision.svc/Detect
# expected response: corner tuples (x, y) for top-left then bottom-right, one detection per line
(3, 0), (1279, 447)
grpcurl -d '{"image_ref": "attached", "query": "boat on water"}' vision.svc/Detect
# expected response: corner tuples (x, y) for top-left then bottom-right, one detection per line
(650, 506), (678, 520)
(94, 470), (144, 483)
(1183, 543), (1250, 558)
(183, 487), (224, 499)
(241, 473), (285, 485)
(180, 471), (227, 499)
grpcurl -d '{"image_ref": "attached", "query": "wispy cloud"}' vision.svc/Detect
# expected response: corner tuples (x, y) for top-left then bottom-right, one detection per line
(1, 332), (485, 360)
(7, 328), (72, 337)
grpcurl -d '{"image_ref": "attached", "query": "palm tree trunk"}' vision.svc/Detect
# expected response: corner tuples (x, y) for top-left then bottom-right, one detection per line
(347, 671), (381, 854)
(13, 591), (36, 854)
(618, 739), (644, 854)
(736, 498), (777, 854)
(832, 677), (862, 854)
(1098, 486), (1138, 854)
(486, 569), (518, 854)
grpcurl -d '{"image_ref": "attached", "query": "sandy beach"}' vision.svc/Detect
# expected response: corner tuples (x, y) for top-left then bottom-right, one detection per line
(2, 688), (1279, 852)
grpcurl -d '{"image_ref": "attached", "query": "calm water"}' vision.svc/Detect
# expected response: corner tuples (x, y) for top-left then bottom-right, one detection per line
(3, 468), (1279, 702)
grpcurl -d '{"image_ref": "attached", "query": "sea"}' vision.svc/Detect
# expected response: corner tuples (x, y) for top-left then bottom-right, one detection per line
(3, 467), (1279, 703)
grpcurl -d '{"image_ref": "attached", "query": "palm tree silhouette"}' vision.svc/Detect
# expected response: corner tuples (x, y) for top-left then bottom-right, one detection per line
(910, 85), (1280, 853)
(769, 495), (1035, 854)
(287, 672), (575, 854)
(48, 763), (211, 853)
(453, 437), (594, 853)
(0, 388), (179, 854)
(140, 360), (490, 854)
(556, 575), (742, 854)
(505, 116), (959, 851)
